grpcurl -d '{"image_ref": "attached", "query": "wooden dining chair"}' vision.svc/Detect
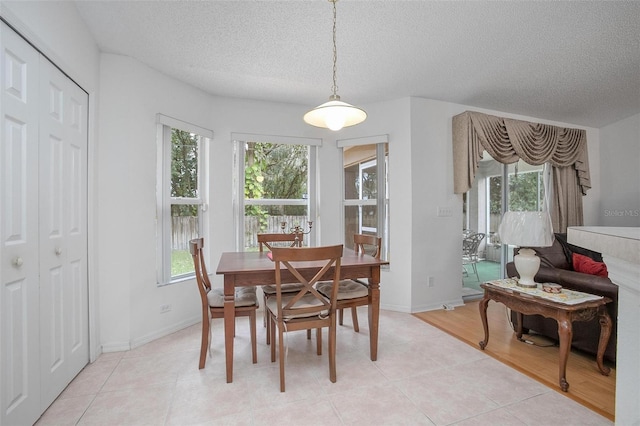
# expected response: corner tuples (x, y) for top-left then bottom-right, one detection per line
(316, 234), (381, 332)
(190, 237), (258, 369)
(257, 233), (304, 344)
(266, 244), (343, 392)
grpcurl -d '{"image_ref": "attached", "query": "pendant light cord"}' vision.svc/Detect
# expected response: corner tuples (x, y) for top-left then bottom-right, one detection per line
(331, 0), (338, 98)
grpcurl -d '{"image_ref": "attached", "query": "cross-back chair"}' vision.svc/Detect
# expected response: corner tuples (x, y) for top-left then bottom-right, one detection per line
(190, 237), (258, 369)
(316, 233), (381, 332)
(267, 244), (343, 392)
(257, 233), (305, 344)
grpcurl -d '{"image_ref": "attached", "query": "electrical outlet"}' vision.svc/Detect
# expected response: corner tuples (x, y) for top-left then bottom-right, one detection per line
(427, 276), (435, 287)
(160, 304), (171, 314)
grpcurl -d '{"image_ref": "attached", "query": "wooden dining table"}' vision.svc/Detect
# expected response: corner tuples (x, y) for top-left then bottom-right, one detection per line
(215, 248), (389, 383)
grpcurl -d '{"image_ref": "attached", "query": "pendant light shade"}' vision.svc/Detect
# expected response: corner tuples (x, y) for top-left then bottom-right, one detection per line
(303, 95), (367, 131)
(304, 0), (366, 131)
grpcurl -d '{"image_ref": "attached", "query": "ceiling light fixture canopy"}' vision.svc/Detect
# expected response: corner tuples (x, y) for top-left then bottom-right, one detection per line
(304, 0), (366, 131)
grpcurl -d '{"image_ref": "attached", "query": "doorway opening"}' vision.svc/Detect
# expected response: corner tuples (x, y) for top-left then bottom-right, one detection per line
(462, 153), (545, 299)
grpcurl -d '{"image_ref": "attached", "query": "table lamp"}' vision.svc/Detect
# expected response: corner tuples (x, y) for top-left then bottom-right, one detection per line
(498, 211), (554, 288)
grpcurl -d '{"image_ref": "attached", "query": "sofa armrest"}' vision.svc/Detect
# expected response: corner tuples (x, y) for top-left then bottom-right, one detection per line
(536, 267), (617, 299)
(506, 262), (617, 300)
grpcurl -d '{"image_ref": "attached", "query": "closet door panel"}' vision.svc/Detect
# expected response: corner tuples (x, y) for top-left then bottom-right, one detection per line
(0, 23), (41, 426)
(38, 55), (89, 410)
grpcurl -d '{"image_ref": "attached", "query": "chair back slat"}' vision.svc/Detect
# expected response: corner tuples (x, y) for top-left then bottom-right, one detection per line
(354, 234), (382, 259)
(257, 233), (300, 252)
(190, 238), (211, 306)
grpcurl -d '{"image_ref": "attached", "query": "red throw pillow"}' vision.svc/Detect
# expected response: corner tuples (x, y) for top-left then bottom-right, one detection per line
(572, 253), (608, 277)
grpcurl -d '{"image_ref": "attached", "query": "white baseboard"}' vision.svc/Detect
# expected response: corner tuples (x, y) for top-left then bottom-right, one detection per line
(100, 316), (200, 354)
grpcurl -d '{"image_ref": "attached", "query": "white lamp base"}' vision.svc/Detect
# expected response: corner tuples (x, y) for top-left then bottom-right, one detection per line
(514, 248), (540, 288)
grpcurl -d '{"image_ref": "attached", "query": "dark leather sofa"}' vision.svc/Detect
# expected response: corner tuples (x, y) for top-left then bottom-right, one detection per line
(506, 234), (618, 363)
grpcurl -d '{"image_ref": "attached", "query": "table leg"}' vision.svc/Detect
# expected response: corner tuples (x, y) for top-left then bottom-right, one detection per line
(556, 313), (573, 392)
(223, 275), (236, 383)
(515, 312), (524, 340)
(368, 266), (381, 361)
(597, 307), (612, 376)
(478, 294), (490, 349)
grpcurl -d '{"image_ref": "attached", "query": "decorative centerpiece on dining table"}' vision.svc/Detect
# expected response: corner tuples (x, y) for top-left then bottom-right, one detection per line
(280, 221), (312, 246)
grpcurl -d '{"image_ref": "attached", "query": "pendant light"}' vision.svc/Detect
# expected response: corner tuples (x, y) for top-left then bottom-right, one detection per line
(304, 0), (366, 131)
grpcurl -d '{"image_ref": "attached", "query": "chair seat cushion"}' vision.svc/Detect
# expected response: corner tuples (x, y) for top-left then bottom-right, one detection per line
(316, 280), (368, 300)
(266, 294), (328, 320)
(262, 283), (306, 294)
(208, 287), (258, 308)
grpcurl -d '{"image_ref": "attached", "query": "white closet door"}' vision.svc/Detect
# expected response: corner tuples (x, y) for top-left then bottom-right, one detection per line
(1, 21), (89, 425)
(38, 55), (89, 409)
(0, 23), (42, 425)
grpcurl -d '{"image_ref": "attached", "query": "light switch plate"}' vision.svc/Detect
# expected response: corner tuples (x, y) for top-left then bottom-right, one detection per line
(437, 206), (452, 217)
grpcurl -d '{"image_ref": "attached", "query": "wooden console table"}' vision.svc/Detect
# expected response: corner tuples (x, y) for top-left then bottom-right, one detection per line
(478, 280), (612, 392)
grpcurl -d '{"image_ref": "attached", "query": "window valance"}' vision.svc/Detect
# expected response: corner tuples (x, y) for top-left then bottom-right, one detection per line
(452, 111), (591, 195)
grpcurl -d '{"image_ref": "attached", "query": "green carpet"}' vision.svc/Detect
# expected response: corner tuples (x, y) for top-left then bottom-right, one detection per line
(463, 260), (501, 291)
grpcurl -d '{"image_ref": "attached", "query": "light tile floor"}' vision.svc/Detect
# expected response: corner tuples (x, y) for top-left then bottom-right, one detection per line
(36, 308), (612, 425)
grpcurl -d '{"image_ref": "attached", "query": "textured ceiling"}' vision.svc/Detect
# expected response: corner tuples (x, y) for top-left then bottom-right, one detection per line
(73, 0), (640, 128)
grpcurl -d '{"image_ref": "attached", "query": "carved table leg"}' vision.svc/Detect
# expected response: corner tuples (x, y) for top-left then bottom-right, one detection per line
(478, 294), (490, 350)
(515, 311), (524, 340)
(556, 312), (573, 392)
(597, 307), (612, 376)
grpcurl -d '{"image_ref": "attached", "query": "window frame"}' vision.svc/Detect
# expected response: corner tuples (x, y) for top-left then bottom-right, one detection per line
(338, 135), (389, 260)
(232, 133), (321, 251)
(156, 114), (212, 285)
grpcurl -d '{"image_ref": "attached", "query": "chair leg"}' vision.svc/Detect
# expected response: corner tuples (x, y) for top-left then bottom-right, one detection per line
(278, 324), (286, 392)
(329, 317), (337, 383)
(199, 316), (209, 369)
(316, 328), (322, 356)
(266, 309), (271, 345)
(249, 310), (257, 364)
(263, 293), (267, 327)
(351, 307), (360, 332)
(472, 263), (479, 281)
(339, 308), (344, 325)
(270, 316), (276, 363)
(264, 293), (271, 345)
(307, 329), (311, 340)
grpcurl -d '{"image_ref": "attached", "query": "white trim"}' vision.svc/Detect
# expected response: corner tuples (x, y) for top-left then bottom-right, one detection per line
(234, 140), (317, 250)
(245, 199), (309, 206)
(156, 113), (213, 139)
(231, 132), (322, 146)
(344, 199), (377, 206)
(337, 134), (388, 148)
(156, 121), (209, 285)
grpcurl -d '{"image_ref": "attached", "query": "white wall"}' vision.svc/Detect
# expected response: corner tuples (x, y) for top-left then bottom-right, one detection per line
(599, 113), (640, 227)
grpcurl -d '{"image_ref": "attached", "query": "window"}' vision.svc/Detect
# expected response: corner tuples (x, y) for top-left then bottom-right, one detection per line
(233, 134), (319, 251)
(156, 115), (211, 285)
(340, 136), (389, 260)
(488, 160), (546, 239)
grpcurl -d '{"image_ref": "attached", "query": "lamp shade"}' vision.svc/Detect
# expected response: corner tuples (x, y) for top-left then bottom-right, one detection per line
(303, 96), (367, 131)
(498, 211), (554, 248)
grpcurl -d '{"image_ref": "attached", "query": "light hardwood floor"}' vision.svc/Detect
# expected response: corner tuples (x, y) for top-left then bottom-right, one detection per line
(413, 300), (616, 421)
